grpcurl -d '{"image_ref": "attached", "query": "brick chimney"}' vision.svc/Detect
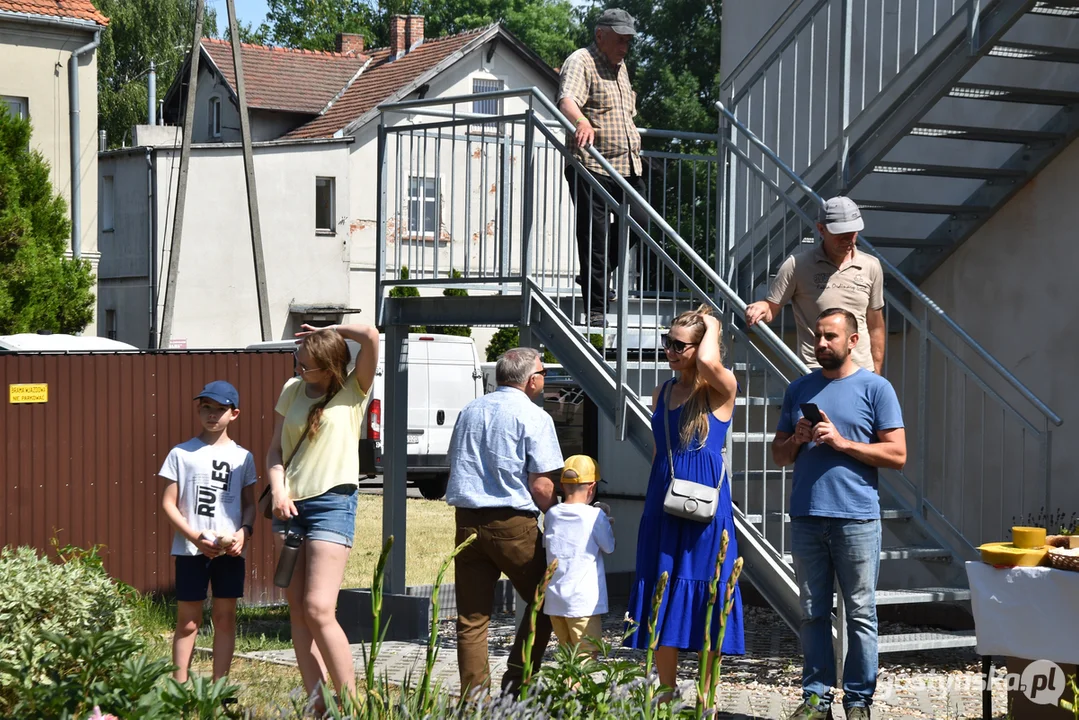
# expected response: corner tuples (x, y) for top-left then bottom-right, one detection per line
(335, 32), (365, 55)
(390, 15), (424, 58)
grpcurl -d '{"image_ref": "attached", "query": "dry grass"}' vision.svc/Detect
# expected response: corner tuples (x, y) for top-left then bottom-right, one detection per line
(189, 655), (306, 716)
(342, 494), (458, 589)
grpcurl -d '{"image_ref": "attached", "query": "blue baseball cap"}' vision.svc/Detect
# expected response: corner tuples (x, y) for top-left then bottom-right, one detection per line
(194, 380), (239, 408)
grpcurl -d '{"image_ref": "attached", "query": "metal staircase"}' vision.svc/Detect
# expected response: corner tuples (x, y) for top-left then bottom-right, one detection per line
(372, 73), (1058, 662)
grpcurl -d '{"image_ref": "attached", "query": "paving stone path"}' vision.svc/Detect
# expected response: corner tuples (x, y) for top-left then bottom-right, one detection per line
(242, 604), (1009, 719)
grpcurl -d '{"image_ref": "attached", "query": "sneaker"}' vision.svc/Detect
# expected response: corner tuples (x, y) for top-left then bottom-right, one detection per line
(845, 707), (870, 720)
(786, 700), (833, 720)
(588, 310), (609, 327)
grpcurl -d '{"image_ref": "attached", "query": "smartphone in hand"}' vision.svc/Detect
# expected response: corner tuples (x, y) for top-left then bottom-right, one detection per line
(800, 402), (824, 425)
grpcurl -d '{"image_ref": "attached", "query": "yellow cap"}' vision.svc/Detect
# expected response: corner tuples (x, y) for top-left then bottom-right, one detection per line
(561, 455), (599, 484)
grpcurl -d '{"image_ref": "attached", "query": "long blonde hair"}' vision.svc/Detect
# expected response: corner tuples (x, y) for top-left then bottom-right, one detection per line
(302, 329), (350, 438)
(671, 304), (724, 450)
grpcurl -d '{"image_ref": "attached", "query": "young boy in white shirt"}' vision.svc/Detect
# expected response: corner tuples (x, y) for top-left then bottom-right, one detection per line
(160, 381), (257, 682)
(543, 455), (616, 655)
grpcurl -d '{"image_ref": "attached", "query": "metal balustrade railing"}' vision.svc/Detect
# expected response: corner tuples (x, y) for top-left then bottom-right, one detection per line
(716, 100), (1062, 553)
(721, 0), (978, 184)
(374, 90), (809, 607)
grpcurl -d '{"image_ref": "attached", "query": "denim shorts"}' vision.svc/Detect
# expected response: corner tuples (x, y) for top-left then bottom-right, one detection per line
(272, 485), (358, 547)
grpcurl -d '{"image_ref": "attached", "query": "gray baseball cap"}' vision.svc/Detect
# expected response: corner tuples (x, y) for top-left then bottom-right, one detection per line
(818, 196), (864, 234)
(597, 8), (638, 36)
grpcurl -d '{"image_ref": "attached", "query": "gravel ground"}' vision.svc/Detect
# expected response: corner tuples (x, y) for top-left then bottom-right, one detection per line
(434, 603), (1010, 719)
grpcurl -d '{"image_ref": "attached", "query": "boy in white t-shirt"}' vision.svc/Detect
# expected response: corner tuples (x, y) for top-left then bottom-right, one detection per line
(160, 381), (257, 682)
(543, 455), (616, 656)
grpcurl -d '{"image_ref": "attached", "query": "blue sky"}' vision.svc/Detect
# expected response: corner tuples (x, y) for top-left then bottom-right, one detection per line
(216, 0), (271, 26)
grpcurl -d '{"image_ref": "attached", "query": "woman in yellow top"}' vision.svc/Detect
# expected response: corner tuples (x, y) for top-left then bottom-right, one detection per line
(267, 322), (379, 706)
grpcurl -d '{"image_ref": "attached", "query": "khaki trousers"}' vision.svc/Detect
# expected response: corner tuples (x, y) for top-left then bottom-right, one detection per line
(454, 507), (553, 698)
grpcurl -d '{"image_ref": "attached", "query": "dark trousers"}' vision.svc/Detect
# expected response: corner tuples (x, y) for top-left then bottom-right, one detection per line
(454, 507), (552, 698)
(564, 164), (648, 313)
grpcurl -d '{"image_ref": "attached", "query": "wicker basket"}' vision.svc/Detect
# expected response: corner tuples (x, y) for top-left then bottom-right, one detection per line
(1046, 534), (1079, 548)
(1047, 547), (1079, 572)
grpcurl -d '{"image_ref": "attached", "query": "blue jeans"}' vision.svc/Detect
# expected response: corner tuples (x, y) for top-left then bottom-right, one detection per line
(791, 516), (881, 710)
(271, 487), (358, 547)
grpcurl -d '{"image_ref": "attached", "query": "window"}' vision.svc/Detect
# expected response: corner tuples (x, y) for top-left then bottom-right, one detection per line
(408, 177), (438, 237)
(208, 96), (221, 138)
(101, 175), (114, 231)
(315, 177), (335, 234)
(471, 78), (503, 133)
(2, 96), (28, 120)
(105, 310), (117, 340)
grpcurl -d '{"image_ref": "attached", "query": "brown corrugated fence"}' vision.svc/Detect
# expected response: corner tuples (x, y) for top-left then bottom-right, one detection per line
(1, 351), (295, 604)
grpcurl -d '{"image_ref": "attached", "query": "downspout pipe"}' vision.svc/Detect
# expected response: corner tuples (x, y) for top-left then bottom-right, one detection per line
(69, 28), (102, 259)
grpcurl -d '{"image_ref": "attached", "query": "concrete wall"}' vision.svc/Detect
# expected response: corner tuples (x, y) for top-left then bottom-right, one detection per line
(919, 137), (1079, 530)
(345, 41), (571, 350)
(0, 18), (102, 333)
(98, 139), (353, 348)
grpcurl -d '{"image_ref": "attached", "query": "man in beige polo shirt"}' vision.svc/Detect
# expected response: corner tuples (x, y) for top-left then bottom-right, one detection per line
(745, 197), (885, 373)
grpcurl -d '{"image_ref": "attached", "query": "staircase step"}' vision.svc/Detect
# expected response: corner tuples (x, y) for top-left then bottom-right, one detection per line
(1030, 2), (1079, 18)
(949, 82), (1079, 105)
(735, 395), (785, 406)
(871, 162), (1025, 180)
(909, 122), (1064, 144)
(730, 431), (776, 443)
(742, 507), (913, 523)
(878, 630), (977, 654)
(854, 200), (991, 215)
(872, 587), (972, 606)
(988, 41), (1079, 64)
(863, 236), (955, 248)
(782, 546), (950, 564)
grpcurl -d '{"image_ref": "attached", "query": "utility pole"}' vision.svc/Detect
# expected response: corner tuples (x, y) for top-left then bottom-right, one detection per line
(159, 0), (203, 346)
(226, 0), (272, 340)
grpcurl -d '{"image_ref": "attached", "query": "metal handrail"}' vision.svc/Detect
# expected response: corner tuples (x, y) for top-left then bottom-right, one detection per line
(527, 88), (811, 379)
(716, 100), (1062, 428)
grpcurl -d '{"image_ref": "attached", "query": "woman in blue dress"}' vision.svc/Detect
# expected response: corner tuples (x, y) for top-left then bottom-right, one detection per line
(625, 304), (745, 692)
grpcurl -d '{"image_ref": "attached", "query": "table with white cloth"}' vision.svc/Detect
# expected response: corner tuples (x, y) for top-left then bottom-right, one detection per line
(965, 561), (1079, 719)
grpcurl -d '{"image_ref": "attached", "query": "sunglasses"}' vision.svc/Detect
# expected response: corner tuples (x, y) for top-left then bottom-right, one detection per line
(293, 353), (323, 375)
(532, 368), (548, 377)
(661, 334), (698, 354)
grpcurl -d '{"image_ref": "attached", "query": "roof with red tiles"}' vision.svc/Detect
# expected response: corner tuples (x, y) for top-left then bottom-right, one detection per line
(0, 0), (108, 25)
(286, 24), (501, 139)
(200, 37), (369, 115)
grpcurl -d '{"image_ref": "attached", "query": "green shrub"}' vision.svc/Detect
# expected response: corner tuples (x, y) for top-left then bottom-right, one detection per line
(0, 545), (137, 709)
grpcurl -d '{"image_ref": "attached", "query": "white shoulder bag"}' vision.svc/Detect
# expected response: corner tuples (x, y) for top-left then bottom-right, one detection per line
(662, 380), (722, 524)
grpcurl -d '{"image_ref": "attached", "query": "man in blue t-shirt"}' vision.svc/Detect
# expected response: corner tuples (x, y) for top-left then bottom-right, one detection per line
(773, 308), (906, 720)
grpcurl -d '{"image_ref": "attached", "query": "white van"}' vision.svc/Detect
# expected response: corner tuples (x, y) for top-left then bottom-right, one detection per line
(0, 333), (138, 352)
(246, 333), (483, 499)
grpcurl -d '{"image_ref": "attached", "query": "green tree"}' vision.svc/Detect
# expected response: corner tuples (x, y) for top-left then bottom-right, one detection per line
(0, 108), (96, 333)
(426, 269), (471, 337)
(586, 0), (720, 134)
(260, 0), (578, 69)
(96, 0), (219, 149)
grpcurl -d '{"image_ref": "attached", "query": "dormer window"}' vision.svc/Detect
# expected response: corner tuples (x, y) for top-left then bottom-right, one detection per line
(208, 96), (221, 139)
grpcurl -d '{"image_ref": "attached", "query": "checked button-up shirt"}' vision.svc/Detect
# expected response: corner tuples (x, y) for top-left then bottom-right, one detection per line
(558, 43), (642, 178)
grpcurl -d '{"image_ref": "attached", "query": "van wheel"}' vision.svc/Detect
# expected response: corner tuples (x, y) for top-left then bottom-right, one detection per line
(417, 475), (448, 500)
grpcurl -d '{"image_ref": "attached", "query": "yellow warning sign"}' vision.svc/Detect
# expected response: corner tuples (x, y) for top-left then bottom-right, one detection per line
(9, 383), (48, 404)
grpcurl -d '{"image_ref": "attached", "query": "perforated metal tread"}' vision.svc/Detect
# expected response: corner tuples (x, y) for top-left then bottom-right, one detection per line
(878, 630), (977, 653)
(872, 587), (972, 605)
(871, 162), (1025, 179)
(910, 122), (1064, 143)
(742, 507), (913, 523)
(783, 547), (950, 563)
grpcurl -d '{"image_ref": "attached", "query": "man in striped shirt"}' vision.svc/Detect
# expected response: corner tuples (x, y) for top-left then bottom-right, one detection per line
(558, 8), (648, 325)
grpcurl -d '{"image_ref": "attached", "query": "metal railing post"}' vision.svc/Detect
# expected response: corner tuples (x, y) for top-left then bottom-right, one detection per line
(917, 306), (930, 517)
(716, 112), (728, 282)
(498, 128), (512, 294)
(375, 117), (388, 325)
(521, 106), (536, 281)
(615, 201), (631, 442)
(837, 0), (853, 191)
